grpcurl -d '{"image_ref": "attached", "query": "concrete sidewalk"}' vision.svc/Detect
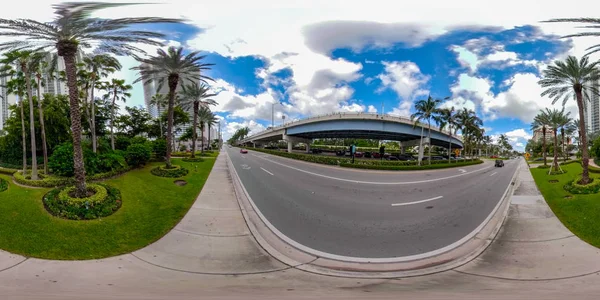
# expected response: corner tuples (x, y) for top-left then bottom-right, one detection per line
(2, 154), (600, 299)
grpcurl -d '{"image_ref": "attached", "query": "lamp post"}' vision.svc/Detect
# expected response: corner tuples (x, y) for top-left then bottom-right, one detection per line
(271, 101), (283, 128)
(282, 115), (286, 126)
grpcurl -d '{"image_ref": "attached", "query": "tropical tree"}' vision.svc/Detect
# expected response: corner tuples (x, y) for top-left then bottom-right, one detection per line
(482, 135), (493, 157)
(179, 82), (218, 157)
(411, 95), (446, 165)
(0, 2), (185, 196)
(538, 56), (600, 184)
(197, 107), (216, 153)
(546, 108), (572, 172)
(563, 120), (578, 161)
(207, 114), (219, 150)
(150, 93), (168, 137)
(455, 108), (483, 158)
(531, 110), (552, 165)
(498, 134), (510, 156)
(2, 74), (28, 173)
(132, 46), (214, 168)
(543, 18), (600, 57)
(102, 79), (132, 150)
(434, 106), (457, 162)
(82, 54), (121, 153)
(31, 52), (57, 174)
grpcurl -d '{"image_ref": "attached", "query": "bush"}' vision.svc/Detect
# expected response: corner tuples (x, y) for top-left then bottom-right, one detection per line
(97, 152), (128, 173)
(564, 177), (600, 194)
(592, 137), (600, 162)
(130, 136), (149, 145)
(43, 183), (122, 220)
(115, 136), (131, 151)
(125, 144), (152, 167)
(48, 143), (103, 176)
(0, 178), (7, 192)
(0, 166), (17, 175)
(14, 171), (73, 187)
(339, 160), (483, 170)
(151, 165), (189, 178)
(537, 165), (551, 169)
(152, 139), (167, 161)
(182, 157), (204, 162)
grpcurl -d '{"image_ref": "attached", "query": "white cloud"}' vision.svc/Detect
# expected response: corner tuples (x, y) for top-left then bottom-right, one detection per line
(223, 120), (266, 140)
(377, 61), (430, 117)
(367, 105), (378, 113)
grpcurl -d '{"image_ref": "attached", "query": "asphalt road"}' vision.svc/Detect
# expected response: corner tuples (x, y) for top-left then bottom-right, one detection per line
(227, 147), (519, 258)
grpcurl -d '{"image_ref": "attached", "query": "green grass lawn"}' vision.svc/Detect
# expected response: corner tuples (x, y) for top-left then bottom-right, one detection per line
(531, 163), (600, 248)
(0, 158), (215, 260)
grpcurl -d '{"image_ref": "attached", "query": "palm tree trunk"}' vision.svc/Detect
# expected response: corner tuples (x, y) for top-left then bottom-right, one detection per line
(542, 126), (547, 166)
(165, 74), (178, 168)
(418, 125), (425, 166)
(576, 91), (590, 184)
(561, 129), (566, 162)
(36, 76), (49, 174)
(448, 125), (452, 163)
(24, 69), (38, 180)
(191, 103), (198, 158)
(90, 77), (97, 153)
(62, 51), (87, 196)
(427, 120), (432, 165)
(208, 123), (211, 150)
(200, 123), (205, 154)
(553, 128), (559, 172)
(110, 91), (116, 151)
(20, 98), (27, 174)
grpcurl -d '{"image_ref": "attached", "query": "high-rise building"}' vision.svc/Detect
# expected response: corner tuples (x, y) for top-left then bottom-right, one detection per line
(0, 52), (81, 130)
(583, 79), (600, 135)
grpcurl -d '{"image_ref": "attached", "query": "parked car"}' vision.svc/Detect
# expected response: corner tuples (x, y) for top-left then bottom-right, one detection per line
(364, 151), (372, 158)
(386, 156), (399, 161)
(397, 154), (415, 161)
(240, 148), (248, 154)
(335, 150), (345, 156)
(354, 152), (364, 158)
(495, 159), (504, 167)
(311, 148), (323, 154)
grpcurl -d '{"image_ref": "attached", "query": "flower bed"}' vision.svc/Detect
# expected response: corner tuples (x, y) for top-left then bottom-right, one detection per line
(151, 165), (189, 178)
(43, 183), (122, 220)
(564, 177), (600, 194)
(13, 167), (132, 188)
(0, 178), (8, 192)
(182, 157), (205, 162)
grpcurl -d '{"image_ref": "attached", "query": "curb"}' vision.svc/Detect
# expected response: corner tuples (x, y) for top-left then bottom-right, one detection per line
(227, 150), (522, 278)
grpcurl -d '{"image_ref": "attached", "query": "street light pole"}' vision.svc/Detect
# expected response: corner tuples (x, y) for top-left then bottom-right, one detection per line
(272, 101), (283, 128)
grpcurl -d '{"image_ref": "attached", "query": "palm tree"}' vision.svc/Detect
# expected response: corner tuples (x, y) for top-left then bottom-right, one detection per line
(542, 18), (600, 57)
(31, 52), (57, 174)
(483, 135), (493, 157)
(150, 93), (168, 138)
(179, 82), (218, 158)
(2, 73), (28, 174)
(197, 107), (215, 154)
(547, 108), (572, 172)
(498, 134), (509, 157)
(1, 51), (42, 179)
(207, 114), (219, 150)
(0, 2), (185, 196)
(82, 54), (121, 153)
(434, 106), (457, 162)
(538, 56), (600, 184)
(455, 108), (483, 158)
(102, 79), (132, 150)
(563, 120), (578, 161)
(531, 110), (552, 166)
(411, 95), (445, 165)
(132, 46), (215, 168)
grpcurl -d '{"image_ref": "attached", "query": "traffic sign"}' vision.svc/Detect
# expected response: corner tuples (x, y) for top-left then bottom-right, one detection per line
(525, 152), (531, 159)
(454, 149), (460, 156)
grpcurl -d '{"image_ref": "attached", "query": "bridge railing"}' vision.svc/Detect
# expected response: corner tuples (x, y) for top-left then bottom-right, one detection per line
(243, 112), (462, 142)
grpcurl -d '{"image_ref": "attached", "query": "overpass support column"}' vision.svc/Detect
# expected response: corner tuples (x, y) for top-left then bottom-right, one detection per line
(401, 146), (406, 154)
(306, 143), (311, 153)
(287, 141), (293, 153)
(283, 134), (312, 153)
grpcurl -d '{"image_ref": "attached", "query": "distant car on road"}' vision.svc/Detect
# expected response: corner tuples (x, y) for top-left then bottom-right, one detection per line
(240, 148), (248, 154)
(495, 159), (504, 167)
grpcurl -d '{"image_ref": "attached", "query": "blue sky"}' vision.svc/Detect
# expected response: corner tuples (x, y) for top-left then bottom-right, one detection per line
(24, 0), (590, 152)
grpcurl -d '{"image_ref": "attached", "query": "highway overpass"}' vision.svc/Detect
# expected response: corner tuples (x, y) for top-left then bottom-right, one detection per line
(238, 112), (463, 154)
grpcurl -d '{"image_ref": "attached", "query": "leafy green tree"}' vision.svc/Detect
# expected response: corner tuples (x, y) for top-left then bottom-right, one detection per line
(411, 95), (446, 164)
(149, 93), (168, 138)
(538, 56), (600, 184)
(546, 108), (572, 172)
(0, 2), (185, 196)
(132, 46), (214, 168)
(102, 79), (132, 150)
(179, 82), (217, 157)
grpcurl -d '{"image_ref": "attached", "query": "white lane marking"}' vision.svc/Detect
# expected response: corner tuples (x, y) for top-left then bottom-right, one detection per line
(260, 167), (274, 176)
(458, 169), (466, 173)
(391, 196), (443, 207)
(251, 153), (494, 185)
(490, 172), (497, 177)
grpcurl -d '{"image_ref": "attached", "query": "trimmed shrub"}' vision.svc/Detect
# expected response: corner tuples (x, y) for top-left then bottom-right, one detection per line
(537, 165), (551, 169)
(0, 178), (7, 192)
(115, 136), (131, 151)
(14, 171), (73, 187)
(0, 166), (17, 175)
(151, 165), (189, 178)
(340, 160), (483, 170)
(564, 177), (600, 194)
(182, 157), (204, 162)
(152, 139), (167, 161)
(130, 136), (149, 145)
(97, 152), (128, 173)
(125, 143), (152, 167)
(43, 183), (122, 220)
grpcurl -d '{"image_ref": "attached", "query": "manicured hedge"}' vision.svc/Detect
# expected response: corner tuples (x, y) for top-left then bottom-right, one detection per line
(182, 157), (204, 162)
(537, 165), (551, 169)
(44, 183), (122, 220)
(247, 147), (479, 168)
(564, 177), (600, 194)
(172, 151), (218, 157)
(0, 178), (7, 192)
(13, 167), (132, 188)
(151, 165), (189, 178)
(0, 166), (17, 175)
(340, 159), (483, 170)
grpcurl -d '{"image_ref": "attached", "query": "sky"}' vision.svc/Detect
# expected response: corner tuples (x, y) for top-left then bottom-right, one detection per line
(3, 0), (600, 151)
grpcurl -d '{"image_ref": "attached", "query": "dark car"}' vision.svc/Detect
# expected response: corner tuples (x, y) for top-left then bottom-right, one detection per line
(363, 152), (372, 158)
(495, 159), (504, 167)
